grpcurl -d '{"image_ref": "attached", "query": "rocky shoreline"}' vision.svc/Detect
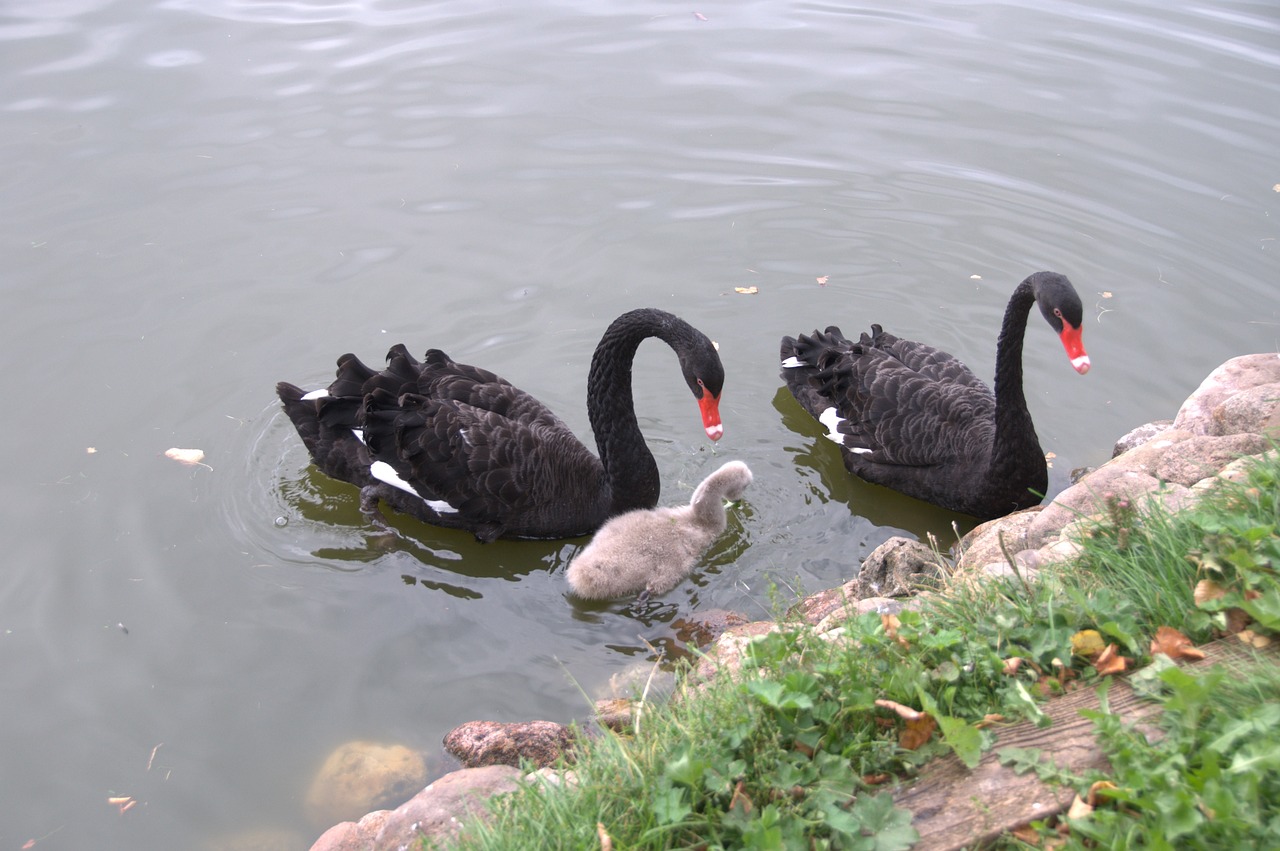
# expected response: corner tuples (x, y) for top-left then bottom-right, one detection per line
(237, 353), (1280, 851)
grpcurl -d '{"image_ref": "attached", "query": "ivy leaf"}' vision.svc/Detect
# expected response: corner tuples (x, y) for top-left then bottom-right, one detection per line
(848, 792), (919, 851)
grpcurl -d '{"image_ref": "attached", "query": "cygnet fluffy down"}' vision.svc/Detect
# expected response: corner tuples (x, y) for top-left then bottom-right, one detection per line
(565, 461), (752, 601)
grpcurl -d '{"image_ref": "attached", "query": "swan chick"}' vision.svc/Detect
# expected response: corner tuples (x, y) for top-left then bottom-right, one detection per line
(565, 461), (753, 601)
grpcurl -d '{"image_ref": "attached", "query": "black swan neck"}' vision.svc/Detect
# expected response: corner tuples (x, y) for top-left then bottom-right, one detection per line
(989, 279), (1042, 477)
(585, 309), (685, 514)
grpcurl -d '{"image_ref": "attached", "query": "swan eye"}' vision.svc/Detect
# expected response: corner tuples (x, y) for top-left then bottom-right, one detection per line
(1053, 307), (1064, 318)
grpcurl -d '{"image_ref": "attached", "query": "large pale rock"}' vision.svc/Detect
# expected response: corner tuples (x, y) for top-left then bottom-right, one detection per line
(1100, 428), (1193, 477)
(953, 510), (1040, 574)
(1027, 467), (1187, 549)
(443, 720), (576, 769)
(1213, 382), (1280, 437)
(1173, 353), (1280, 435)
(1152, 433), (1270, 486)
(309, 766), (522, 851)
(305, 741), (428, 829)
(1111, 420), (1175, 457)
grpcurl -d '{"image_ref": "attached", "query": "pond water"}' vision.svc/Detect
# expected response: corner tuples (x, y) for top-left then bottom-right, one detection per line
(2, 0), (1277, 847)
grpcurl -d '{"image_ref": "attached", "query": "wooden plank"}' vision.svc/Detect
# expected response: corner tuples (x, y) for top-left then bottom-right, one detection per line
(893, 639), (1275, 851)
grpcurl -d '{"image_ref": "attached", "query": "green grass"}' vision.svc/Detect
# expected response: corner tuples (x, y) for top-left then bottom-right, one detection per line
(445, 450), (1280, 851)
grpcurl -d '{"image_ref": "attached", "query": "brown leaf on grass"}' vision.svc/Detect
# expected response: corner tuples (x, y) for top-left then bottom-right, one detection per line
(1237, 629), (1273, 649)
(1224, 607), (1252, 635)
(1010, 825), (1040, 845)
(1150, 626), (1206, 661)
(596, 822), (613, 851)
(728, 780), (754, 815)
(874, 699), (923, 721)
(976, 713), (1006, 729)
(1086, 779), (1118, 806)
(899, 713), (937, 751)
(882, 613), (909, 647)
(1193, 579), (1227, 606)
(862, 772), (891, 786)
(1092, 644), (1129, 676)
(1067, 794), (1093, 820)
(1002, 657), (1023, 676)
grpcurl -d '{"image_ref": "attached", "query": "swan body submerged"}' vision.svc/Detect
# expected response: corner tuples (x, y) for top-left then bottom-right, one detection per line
(780, 271), (1090, 520)
(277, 308), (725, 542)
(565, 460), (753, 601)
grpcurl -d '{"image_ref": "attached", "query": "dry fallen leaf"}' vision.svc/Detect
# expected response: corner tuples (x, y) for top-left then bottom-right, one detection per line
(1071, 629), (1107, 658)
(1193, 579), (1227, 606)
(1002, 657), (1023, 676)
(734, 286), (759, 295)
(1092, 643), (1129, 676)
(1067, 794), (1094, 820)
(976, 713), (1006, 729)
(816, 275), (829, 285)
(596, 822), (613, 851)
(1086, 779), (1118, 806)
(108, 795), (137, 815)
(900, 713), (938, 750)
(165, 448), (211, 469)
(86, 447), (98, 454)
(1237, 629), (1272, 649)
(1150, 625), (1206, 661)
(874, 699), (923, 721)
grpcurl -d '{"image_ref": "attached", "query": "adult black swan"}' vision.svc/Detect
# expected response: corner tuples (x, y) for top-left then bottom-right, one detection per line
(779, 271), (1090, 520)
(277, 308), (725, 542)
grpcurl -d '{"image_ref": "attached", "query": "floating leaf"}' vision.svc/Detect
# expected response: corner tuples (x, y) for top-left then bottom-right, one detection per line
(1150, 625), (1206, 661)
(165, 448), (209, 468)
(734, 286), (758, 295)
(816, 275), (828, 285)
(86, 447), (98, 454)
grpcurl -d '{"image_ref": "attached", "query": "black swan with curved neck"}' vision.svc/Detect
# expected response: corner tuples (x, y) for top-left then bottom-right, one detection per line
(780, 271), (1090, 520)
(277, 308), (725, 542)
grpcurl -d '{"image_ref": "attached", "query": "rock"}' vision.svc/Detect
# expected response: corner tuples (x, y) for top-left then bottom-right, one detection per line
(309, 766), (522, 851)
(593, 698), (635, 732)
(690, 620), (779, 687)
(1212, 382), (1280, 437)
(604, 662), (676, 702)
(1152, 433), (1270, 486)
(1027, 467), (1187, 549)
(1101, 428), (1194, 477)
(670, 608), (750, 649)
(1173, 353), (1280, 435)
(304, 741), (428, 829)
(853, 536), (946, 599)
(1112, 420), (1175, 456)
(443, 720), (576, 769)
(953, 510), (1040, 574)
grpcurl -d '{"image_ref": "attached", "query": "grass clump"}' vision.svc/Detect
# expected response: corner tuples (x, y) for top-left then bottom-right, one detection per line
(448, 451), (1280, 851)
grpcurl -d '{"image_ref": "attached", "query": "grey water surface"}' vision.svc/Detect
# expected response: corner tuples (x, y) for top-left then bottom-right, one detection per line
(2, 0), (1277, 846)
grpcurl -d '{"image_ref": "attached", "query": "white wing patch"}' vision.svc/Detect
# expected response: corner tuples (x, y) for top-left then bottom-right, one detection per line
(819, 407), (872, 454)
(370, 461), (459, 514)
(780, 356), (807, 369)
(818, 407), (847, 445)
(300, 388), (330, 401)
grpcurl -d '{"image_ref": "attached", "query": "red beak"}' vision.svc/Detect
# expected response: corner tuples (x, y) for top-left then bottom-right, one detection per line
(699, 392), (723, 441)
(1060, 322), (1091, 375)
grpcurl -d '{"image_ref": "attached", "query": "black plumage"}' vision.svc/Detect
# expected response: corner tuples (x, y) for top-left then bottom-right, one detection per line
(277, 308), (725, 541)
(780, 271), (1091, 520)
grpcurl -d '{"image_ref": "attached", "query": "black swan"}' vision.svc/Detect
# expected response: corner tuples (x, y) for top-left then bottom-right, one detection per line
(566, 460), (753, 601)
(779, 271), (1090, 520)
(276, 308), (725, 542)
